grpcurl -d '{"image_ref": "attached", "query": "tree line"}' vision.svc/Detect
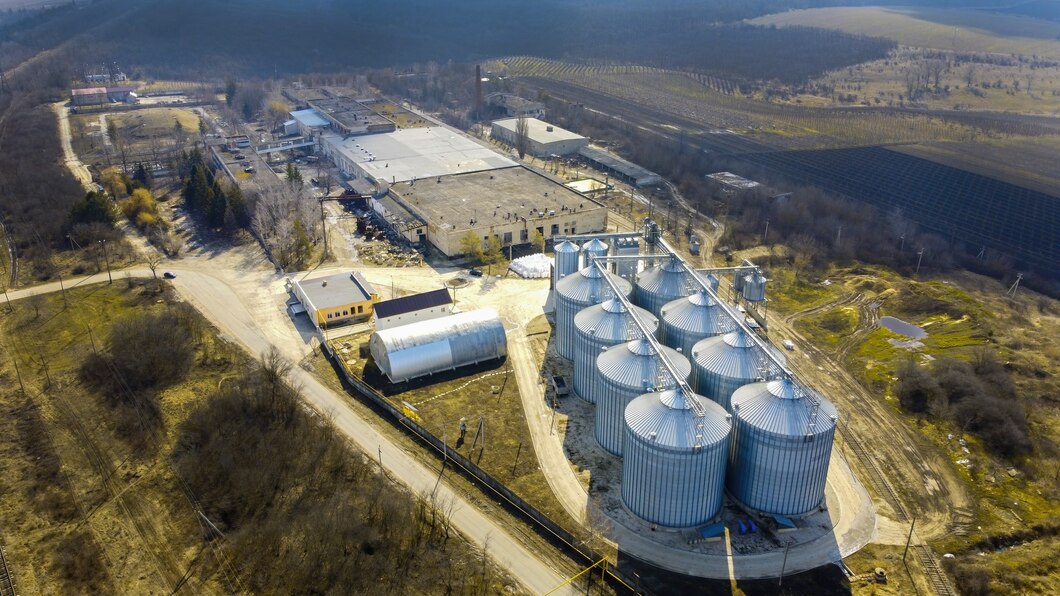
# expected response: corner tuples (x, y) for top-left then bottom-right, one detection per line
(178, 148), (249, 232)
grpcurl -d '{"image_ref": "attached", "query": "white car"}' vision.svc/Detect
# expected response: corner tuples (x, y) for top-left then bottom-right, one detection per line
(782, 339), (795, 351)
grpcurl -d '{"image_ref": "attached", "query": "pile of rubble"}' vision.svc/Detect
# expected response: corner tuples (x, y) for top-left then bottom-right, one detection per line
(359, 241), (423, 267)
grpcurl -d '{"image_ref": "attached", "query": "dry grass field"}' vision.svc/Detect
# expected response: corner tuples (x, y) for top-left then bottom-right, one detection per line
(751, 6), (1060, 59)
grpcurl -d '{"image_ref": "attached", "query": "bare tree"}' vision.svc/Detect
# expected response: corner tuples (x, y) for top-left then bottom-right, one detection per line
(514, 114), (530, 159)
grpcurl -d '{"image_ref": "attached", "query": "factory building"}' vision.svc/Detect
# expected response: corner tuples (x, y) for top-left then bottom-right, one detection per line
(288, 271), (380, 329)
(486, 92), (546, 118)
(321, 126), (516, 186)
(371, 288), (453, 331)
(70, 87), (109, 106)
(706, 172), (761, 194)
(491, 118), (589, 157)
(288, 108), (331, 138)
(307, 96), (396, 136)
(369, 309), (507, 383)
(577, 145), (662, 187)
(386, 166), (607, 258)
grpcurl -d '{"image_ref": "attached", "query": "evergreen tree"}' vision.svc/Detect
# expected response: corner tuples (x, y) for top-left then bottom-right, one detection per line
(133, 162), (151, 188)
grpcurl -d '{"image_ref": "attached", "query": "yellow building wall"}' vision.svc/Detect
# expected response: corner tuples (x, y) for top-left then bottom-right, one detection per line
(315, 296), (379, 327)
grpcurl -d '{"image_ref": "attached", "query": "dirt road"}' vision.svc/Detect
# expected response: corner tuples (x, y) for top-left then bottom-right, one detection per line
(52, 102), (94, 191)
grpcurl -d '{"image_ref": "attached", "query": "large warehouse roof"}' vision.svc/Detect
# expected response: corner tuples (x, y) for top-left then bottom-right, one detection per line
(493, 117), (585, 144)
(578, 145), (662, 187)
(389, 166), (600, 234)
(326, 127), (516, 184)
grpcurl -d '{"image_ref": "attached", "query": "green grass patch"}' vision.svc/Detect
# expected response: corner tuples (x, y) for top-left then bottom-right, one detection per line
(794, 305), (859, 348)
(329, 333), (575, 527)
(768, 267), (843, 314)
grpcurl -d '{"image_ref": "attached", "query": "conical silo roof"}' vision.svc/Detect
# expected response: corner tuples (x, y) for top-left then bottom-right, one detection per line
(598, 338), (690, 392)
(624, 388), (730, 451)
(573, 297), (656, 344)
(660, 289), (732, 353)
(692, 330), (767, 381)
(634, 255), (695, 316)
(730, 378), (837, 437)
(556, 265), (631, 304)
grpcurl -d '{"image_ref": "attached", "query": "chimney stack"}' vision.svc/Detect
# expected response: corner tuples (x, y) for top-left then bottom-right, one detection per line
(474, 64), (483, 120)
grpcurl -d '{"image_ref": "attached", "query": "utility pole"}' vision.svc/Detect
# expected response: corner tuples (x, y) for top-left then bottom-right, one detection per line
(915, 248), (924, 277)
(319, 198), (329, 259)
(903, 516), (918, 561)
(100, 239), (112, 284)
(1006, 273), (1023, 298)
(763, 218), (770, 245)
(899, 234), (905, 253)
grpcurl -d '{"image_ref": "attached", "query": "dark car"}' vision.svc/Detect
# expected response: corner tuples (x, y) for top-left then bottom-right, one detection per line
(234, 154), (247, 161)
(468, 268), (483, 277)
(163, 271), (176, 279)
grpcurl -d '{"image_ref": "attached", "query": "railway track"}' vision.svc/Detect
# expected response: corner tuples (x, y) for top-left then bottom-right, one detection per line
(841, 429), (956, 595)
(0, 542), (17, 596)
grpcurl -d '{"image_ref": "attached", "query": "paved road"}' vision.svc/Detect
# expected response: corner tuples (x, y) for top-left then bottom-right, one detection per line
(2, 268), (576, 596)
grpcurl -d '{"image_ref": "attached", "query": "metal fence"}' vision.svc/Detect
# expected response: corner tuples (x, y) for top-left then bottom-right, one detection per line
(319, 341), (640, 594)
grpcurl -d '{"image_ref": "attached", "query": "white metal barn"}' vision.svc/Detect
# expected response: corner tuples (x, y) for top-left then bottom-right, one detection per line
(369, 309), (507, 383)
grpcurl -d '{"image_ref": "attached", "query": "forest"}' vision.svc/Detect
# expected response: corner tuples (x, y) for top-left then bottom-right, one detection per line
(1, 0), (898, 84)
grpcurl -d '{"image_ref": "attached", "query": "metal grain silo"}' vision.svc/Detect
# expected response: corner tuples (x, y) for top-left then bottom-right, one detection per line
(572, 298), (657, 404)
(704, 272), (720, 293)
(690, 330), (771, 411)
(633, 255), (694, 317)
(555, 266), (632, 360)
(741, 270), (767, 302)
(369, 309), (508, 383)
(659, 289), (731, 358)
(727, 378), (838, 517)
(612, 236), (640, 281)
(580, 237), (609, 269)
(553, 240), (580, 287)
(595, 339), (691, 456)
(622, 388), (732, 527)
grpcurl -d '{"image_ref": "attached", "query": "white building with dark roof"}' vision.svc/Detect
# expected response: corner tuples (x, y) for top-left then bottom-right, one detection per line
(372, 288), (453, 331)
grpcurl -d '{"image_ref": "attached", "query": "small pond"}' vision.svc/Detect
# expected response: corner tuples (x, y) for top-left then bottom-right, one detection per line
(879, 316), (927, 339)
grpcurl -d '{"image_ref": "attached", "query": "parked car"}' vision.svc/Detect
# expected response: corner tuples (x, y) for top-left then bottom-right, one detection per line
(234, 154), (247, 161)
(163, 271), (177, 279)
(551, 375), (569, 397)
(468, 268), (483, 277)
(782, 339), (795, 351)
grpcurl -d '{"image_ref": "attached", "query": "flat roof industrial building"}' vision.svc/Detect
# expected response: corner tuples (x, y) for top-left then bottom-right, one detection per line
(578, 145), (662, 187)
(307, 96), (396, 136)
(387, 166), (607, 257)
(322, 127), (517, 186)
(491, 117), (589, 157)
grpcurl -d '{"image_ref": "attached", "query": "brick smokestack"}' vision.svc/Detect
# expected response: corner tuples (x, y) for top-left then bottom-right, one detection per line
(474, 64), (483, 120)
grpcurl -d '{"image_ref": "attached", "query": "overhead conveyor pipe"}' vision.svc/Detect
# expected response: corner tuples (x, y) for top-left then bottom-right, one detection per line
(588, 256), (707, 418)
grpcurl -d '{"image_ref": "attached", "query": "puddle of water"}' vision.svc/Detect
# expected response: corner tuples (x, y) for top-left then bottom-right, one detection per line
(880, 315), (927, 339)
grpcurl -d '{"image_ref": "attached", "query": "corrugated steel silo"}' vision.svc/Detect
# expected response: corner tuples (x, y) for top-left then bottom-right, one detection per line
(741, 270), (767, 302)
(704, 272), (720, 293)
(622, 388), (732, 527)
(727, 378), (838, 516)
(633, 255), (694, 317)
(690, 330), (770, 411)
(612, 236), (640, 281)
(595, 339), (691, 456)
(580, 237), (609, 269)
(553, 240), (580, 287)
(572, 298), (657, 404)
(555, 266), (632, 360)
(369, 309), (507, 383)
(659, 289), (731, 358)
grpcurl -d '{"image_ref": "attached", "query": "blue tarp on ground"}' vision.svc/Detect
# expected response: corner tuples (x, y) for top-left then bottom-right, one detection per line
(773, 514), (796, 529)
(698, 522), (725, 539)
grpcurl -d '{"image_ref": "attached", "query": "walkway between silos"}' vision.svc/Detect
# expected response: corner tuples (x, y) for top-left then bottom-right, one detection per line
(507, 321), (879, 578)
